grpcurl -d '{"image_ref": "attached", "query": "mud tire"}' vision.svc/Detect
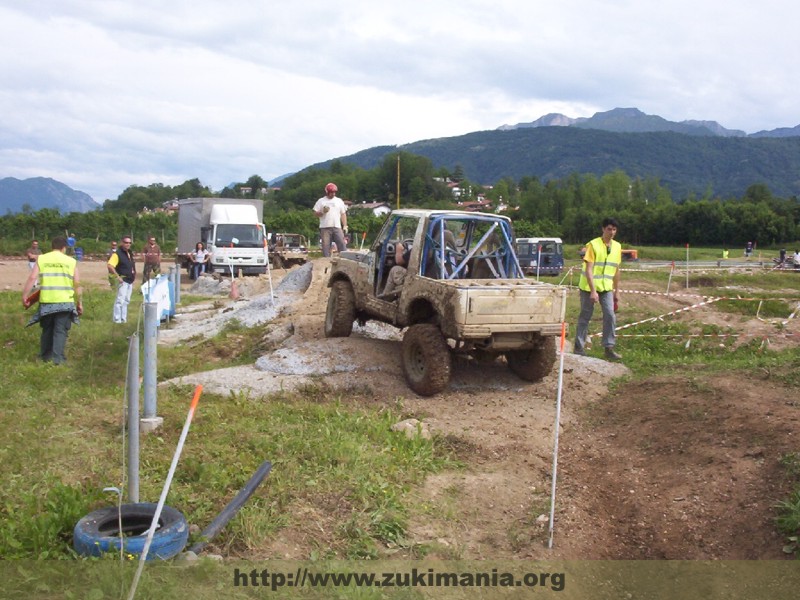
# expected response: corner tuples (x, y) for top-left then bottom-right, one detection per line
(324, 280), (356, 337)
(402, 324), (452, 396)
(506, 336), (557, 382)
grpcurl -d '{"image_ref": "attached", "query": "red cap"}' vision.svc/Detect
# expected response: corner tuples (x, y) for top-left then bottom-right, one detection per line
(325, 183), (338, 194)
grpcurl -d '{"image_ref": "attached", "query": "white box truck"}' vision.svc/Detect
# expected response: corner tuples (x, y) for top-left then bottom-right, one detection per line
(176, 198), (269, 276)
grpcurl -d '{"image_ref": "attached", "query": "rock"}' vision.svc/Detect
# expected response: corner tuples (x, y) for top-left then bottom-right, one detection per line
(391, 418), (431, 439)
(262, 322), (295, 348)
(176, 550), (199, 562)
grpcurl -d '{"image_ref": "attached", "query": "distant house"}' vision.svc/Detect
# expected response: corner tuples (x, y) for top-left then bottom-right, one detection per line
(348, 201), (392, 217)
(457, 199), (493, 212)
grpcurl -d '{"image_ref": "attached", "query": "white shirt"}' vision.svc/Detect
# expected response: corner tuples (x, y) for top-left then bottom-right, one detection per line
(313, 196), (347, 229)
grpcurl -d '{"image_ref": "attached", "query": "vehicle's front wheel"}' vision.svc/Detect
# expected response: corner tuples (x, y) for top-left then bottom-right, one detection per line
(324, 280), (356, 337)
(505, 336), (557, 382)
(402, 324), (452, 396)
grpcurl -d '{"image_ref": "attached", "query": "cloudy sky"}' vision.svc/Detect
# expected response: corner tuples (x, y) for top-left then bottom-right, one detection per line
(1, 1), (797, 204)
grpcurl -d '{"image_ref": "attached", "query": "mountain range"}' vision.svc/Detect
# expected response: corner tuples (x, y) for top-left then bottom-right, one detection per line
(310, 108), (800, 199)
(0, 177), (99, 214)
(3, 108), (800, 214)
(497, 107), (800, 138)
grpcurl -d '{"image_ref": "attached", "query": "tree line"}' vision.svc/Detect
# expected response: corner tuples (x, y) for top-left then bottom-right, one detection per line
(1, 151), (798, 255)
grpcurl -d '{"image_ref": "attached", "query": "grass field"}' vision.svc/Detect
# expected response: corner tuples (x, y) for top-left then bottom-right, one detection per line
(1, 260), (799, 596)
(0, 287), (462, 565)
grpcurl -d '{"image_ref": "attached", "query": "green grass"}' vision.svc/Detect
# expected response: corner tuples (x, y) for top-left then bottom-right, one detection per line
(0, 287), (457, 566)
(2, 265), (799, 577)
(564, 242), (800, 263)
(776, 452), (800, 557)
(563, 269), (800, 378)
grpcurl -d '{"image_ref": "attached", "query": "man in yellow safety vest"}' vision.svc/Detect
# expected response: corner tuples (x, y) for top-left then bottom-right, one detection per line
(574, 218), (622, 361)
(21, 236), (83, 364)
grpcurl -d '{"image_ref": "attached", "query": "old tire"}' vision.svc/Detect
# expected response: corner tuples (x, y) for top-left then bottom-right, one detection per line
(73, 503), (188, 561)
(402, 324), (452, 396)
(506, 336), (557, 382)
(324, 280), (356, 337)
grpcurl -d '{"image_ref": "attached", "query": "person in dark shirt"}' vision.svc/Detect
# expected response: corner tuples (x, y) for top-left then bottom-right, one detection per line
(107, 236), (136, 324)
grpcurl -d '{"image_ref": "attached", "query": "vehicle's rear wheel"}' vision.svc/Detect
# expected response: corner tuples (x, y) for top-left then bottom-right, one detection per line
(402, 324), (451, 396)
(506, 336), (557, 382)
(324, 280), (356, 337)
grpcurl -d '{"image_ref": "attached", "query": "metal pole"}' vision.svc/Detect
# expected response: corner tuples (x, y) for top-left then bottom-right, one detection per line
(536, 244), (542, 281)
(396, 154), (400, 210)
(143, 303), (158, 419)
(164, 267), (174, 324)
(666, 261), (674, 295)
(127, 334), (140, 503)
(685, 243), (690, 289)
(173, 264), (181, 305)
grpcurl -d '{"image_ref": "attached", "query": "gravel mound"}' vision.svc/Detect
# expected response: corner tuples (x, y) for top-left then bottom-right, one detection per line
(159, 264), (313, 343)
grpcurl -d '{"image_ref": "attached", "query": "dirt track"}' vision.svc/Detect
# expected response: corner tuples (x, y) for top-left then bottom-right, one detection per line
(151, 259), (800, 560)
(5, 256), (798, 559)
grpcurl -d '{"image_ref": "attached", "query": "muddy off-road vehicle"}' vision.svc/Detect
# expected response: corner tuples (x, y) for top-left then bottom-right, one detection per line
(324, 210), (568, 396)
(269, 233), (309, 268)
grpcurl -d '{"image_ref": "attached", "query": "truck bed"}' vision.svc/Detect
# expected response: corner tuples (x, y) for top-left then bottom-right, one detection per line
(437, 278), (567, 335)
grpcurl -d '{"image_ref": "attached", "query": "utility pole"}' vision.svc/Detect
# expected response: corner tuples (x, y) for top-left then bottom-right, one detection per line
(396, 155), (401, 210)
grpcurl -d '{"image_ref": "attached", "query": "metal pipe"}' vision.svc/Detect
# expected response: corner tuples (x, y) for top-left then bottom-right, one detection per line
(166, 267), (175, 323)
(188, 460), (273, 554)
(126, 333), (140, 503)
(174, 264), (181, 305)
(143, 302), (158, 419)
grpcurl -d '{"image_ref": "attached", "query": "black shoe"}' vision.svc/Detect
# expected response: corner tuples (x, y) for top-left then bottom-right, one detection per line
(573, 347), (586, 356)
(604, 347), (622, 361)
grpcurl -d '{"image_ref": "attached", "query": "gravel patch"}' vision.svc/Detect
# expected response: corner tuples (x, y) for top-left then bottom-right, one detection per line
(159, 264), (312, 343)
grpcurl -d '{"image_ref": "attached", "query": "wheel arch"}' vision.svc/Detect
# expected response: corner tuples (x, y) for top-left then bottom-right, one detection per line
(327, 271), (353, 288)
(404, 296), (439, 327)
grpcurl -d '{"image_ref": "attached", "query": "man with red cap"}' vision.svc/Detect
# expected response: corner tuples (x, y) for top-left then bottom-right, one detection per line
(313, 182), (348, 257)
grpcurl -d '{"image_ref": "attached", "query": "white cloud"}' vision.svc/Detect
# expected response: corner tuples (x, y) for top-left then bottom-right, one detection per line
(1, 0), (798, 202)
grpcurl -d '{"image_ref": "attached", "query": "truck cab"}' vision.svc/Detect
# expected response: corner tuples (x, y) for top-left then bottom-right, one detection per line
(177, 198), (269, 276)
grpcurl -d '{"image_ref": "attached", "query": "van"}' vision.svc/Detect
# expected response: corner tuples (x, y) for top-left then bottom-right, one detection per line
(516, 237), (564, 276)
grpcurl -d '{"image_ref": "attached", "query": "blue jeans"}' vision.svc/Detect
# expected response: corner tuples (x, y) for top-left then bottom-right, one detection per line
(191, 262), (206, 280)
(574, 290), (616, 352)
(40, 311), (73, 364)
